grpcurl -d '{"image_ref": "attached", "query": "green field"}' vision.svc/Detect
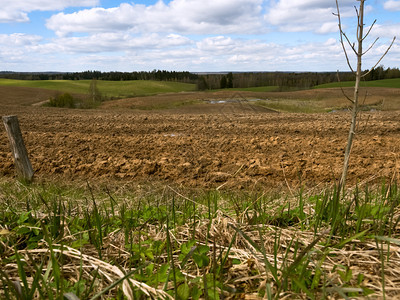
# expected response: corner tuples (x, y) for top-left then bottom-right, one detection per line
(220, 86), (279, 92)
(0, 79), (197, 98)
(314, 78), (400, 89)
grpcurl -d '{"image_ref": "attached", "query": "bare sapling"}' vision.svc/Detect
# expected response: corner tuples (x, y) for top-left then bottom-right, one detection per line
(334, 0), (396, 195)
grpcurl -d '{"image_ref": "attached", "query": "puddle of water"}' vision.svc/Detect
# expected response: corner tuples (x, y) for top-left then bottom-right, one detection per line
(205, 98), (269, 104)
(207, 98), (266, 104)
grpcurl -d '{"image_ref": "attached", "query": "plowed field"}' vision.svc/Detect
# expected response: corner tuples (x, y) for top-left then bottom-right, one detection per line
(1, 86), (400, 189)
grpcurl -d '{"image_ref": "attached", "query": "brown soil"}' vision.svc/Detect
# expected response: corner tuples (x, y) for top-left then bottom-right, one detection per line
(1, 86), (400, 189)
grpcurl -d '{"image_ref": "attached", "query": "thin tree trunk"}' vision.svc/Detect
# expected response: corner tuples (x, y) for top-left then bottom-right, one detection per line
(338, 0), (364, 193)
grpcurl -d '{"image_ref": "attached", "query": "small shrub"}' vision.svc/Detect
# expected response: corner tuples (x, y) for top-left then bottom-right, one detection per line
(48, 93), (75, 108)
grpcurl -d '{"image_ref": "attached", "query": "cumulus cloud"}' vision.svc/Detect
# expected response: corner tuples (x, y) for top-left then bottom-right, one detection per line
(384, 0), (400, 11)
(371, 24), (400, 39)
(0, 33), (42, 46)
(1, 0), (398, 72)
(197, 36), (238, 53)
(265, 0), (355, 33)
(35, 33), (192, 54)
(0, 33), (44, 69)
(0, 0), (99, 23)
(46, 0), (264, 36)
(168, 36), (345, 71)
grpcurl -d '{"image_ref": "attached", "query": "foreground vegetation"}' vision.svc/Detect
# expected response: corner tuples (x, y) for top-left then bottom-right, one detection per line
(1, 179), (399, 299)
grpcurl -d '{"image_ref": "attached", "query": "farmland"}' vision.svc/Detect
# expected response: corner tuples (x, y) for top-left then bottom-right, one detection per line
(1, 81), (400, 299)
(314, 77), (400, 89)
(0, 78), (197, 98)
(1, 81), (400, 187)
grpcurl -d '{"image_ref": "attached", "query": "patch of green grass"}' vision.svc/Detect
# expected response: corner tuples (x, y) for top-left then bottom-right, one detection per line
(206, 86), (279, 93)
(226, 86), (280, 92)
(0, 79), (196, 98)
(255, 99), (325, 113)
(314, 78), (400, 89)
(1, 179), (399, 299)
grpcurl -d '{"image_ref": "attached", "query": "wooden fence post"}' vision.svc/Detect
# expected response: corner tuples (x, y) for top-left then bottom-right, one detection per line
(2, 115), (34, 182)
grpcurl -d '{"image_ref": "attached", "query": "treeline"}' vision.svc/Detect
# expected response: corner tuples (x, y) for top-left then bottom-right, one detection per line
(1, 65), (399, 91)
(196, 66), (400, 90)
(0, 70), (198, 83)
(197, 71), (349, 90)
(363, 65), (400, 81)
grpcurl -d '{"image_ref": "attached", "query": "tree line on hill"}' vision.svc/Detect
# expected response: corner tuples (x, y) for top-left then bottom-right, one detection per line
(1, 65), (399, 91)
(197, 66), (400, 90)
(0, 70), (198, 83)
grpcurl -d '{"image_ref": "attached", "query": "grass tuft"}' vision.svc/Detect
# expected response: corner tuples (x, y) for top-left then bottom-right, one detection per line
(1, 179), (400, 298)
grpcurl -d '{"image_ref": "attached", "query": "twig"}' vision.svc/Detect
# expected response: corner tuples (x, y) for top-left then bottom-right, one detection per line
(336, 71), (354, 104)
(362, 36), (397, 78)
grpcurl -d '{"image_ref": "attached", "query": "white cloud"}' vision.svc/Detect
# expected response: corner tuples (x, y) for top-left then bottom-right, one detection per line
(46, 0), (264, 37)
(316, 22), (338, 34)
(0, 33), (42, 46)
(372, 24), (400, 39)
(265, 0), (356, 33)
(35, 33), (192, 54)
(0, 30), (346, 72)
(1, 1), (398, 72)
(2, 32), (397, 73)
(0, 0), (99, 23)
(0, 33), (44, 69)
(384, 0), (400, 11)
(0, 10), (29, 23)
(46, 4), (137, 36)
(197, 36), (238, 53)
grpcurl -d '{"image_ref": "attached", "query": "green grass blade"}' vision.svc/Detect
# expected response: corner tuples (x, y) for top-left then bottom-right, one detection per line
(333, 229), (369, 249)
(0, 269), (19, 299)
(89, 270), (136, 300)
(284, 230), (328, 279)
(230, 224), (279, 283)
(219, 232), (237, 276)
(292, 277), (315, 300)
(375, 236), (400, 245)
(81, 267), (100, 299)
(26, 252), (46, 299)
(14, 248), (29, 299)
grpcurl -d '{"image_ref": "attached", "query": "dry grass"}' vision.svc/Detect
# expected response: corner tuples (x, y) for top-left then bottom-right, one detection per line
(1, 181), (400, 299)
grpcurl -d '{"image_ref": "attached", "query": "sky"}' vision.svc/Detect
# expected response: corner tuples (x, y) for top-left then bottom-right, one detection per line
(0, 0), (399, 72)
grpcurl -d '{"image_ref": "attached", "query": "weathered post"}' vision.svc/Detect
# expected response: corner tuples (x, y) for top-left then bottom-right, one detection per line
(2, 115), (34, 182)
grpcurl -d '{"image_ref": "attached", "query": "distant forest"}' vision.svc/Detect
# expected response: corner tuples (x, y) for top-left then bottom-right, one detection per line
(1, 65), (399, 91)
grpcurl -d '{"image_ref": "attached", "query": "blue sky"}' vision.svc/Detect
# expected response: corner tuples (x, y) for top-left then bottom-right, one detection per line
(0, 0), (399, 72)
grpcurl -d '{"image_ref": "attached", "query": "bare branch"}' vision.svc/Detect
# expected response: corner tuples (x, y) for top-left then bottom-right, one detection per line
(362, 37), (379, 55)
(362, 36), (397, 78)
(356, 6), (360, 40)
(343, 31), (358, 55)
(335, 0), (356, 72)
(336, 71), (355, 104)
(363, 19), (377, 41)
(358, 114), (371, 134)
